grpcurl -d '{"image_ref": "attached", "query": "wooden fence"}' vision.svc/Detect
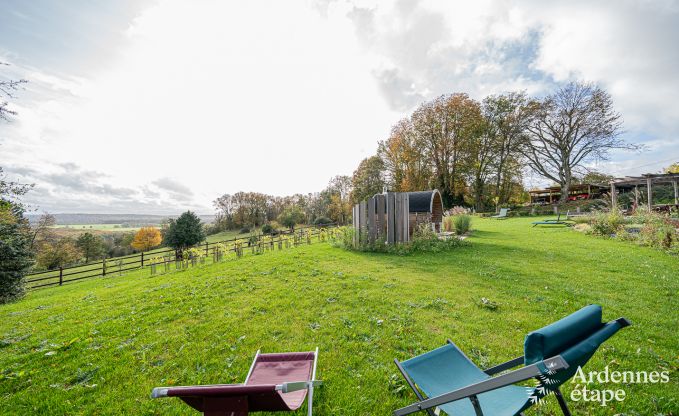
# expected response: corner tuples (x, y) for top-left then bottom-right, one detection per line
(352, 192), (409, 246)
(25, 224), (336, 290)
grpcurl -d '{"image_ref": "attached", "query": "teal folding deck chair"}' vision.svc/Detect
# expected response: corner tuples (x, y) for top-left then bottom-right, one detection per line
(393, 305), (631, 416)
(490, 208), (509, 220)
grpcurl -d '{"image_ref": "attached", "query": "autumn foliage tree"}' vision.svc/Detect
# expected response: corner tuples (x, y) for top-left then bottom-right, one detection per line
(131, 227), (162, 252)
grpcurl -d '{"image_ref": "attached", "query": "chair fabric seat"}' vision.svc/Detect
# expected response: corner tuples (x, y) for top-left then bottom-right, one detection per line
(401, 344), (531, 416)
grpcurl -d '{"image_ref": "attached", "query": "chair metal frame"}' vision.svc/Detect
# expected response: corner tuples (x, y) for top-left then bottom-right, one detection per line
(394, 317), (631, 416)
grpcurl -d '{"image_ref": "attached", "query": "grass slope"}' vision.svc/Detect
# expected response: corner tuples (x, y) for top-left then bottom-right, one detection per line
(1, 218), (677, 415)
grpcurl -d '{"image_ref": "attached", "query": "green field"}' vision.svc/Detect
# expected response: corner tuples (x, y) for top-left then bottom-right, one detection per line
(52, 224), (143, 232)
(1, 218), (677, 415)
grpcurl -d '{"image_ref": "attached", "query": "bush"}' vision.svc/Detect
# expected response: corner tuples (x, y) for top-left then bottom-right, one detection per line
(453, 214), (472, 235)
(447, 206), (469, 216)
(238, 227), (251, 234)
(443, 216), (454, 232)
(314, 216), (332, 226)
(261, 223), (275, 235)
(278, 207), (305, 230)
(589, 211), (626, 236)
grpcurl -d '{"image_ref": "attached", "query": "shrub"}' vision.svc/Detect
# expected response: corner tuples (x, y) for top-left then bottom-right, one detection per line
(238, 226), (251, 234)
(447, 206), (469, 216)
(443, 216), (454, 232)
(572, 223), (592, 233)
(314, 216), (332, 226)
(453, 214), (472, 235)
(278, 206), (305, 231)
(589, 211), (625, 236)
(261, 223), (275, 235)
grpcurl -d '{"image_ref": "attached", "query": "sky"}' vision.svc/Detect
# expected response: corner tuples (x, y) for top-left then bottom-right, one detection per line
(1, 0), (678, 214)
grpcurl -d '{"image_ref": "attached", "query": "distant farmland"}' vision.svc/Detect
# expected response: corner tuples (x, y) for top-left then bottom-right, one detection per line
(26, 213), (215, 225)
(51, 224), (142, 232)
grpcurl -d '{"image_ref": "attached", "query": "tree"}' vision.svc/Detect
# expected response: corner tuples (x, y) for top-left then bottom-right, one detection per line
(411, 93), (481, 207)
(29, 213), (56, 250)
(1, 63), (28, 122)
(378, 118), (431, 192)
(0, 66), (32, 303)
(75, 232), (105, 262)
(351, 155), (385, 203)
(482, 92), (529, 207)
(322, 176), (352, 224)
(663, 162), (679, 174)
(577, 171), (614, 185)
(277, 206), (305, 231)
(163, 211), (205, 255)
(130, 227), (162, 252)
(522, 82), (633, 203)
(0, 199), (32, 303)
(36, 237), (80, 270)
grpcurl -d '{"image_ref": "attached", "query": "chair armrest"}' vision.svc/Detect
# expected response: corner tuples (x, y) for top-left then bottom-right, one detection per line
(393, 355), (568, 416)
(483, 356), (524, 375)
(277, 380), (323, 393)
(151, 384), (275, 399)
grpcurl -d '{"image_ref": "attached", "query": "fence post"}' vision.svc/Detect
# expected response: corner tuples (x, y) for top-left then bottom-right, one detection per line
(59, 267), (63, 286)
(103, 257), (107, 276)
(205, 241), (209, 257)
(141, 252), (144, 268)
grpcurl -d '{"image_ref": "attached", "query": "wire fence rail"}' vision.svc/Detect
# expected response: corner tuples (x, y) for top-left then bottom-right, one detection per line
(25, 224), (339, 290)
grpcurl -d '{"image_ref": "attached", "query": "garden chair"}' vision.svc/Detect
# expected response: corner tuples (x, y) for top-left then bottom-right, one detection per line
(151, 349), (321, 416)
(531, 213), (572, 227)
(490, 208), (509, 219)
(393, 305), (630, 416)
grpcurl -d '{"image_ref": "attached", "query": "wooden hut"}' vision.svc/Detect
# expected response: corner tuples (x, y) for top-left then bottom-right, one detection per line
(407, 190), (444, 234)
(352, 189), (444, 246)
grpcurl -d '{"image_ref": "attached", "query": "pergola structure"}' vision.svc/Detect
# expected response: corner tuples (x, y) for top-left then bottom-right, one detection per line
(610, 173), (679, 210)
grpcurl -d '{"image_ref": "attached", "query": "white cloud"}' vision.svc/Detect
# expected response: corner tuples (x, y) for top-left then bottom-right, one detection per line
(2, 0), (402, 213)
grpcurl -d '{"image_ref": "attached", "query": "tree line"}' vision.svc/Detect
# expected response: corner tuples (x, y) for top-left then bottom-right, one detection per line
(213, 81), (636, 230)
(357, 82), (635, 210)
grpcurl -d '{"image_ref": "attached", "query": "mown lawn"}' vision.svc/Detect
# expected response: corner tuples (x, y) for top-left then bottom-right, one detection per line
(1, 218), (677, 415)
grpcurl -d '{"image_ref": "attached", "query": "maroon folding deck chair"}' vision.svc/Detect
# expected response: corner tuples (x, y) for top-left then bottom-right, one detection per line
(151, 348), (321, 416)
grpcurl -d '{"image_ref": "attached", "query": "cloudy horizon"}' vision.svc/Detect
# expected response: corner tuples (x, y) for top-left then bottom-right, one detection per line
(2, 0), (678, 215)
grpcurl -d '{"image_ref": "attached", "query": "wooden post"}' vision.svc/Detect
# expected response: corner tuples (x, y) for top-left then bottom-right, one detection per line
(376, 194), (386, 243)
(610, 183), (617, 210)
(647, 177), (652, 211)
(367, 197), (376, 243)
(141, 252), (144, 267)
(395, 193), (403, 242)
(59, 267), (63, 286)
(673, 180), (678, 205)
(634, 185), (639, 210)
(359, 201), (367, 244)
(102, 257), (107, 276)
(386, 192), (395, 244)
(352, 204), (358, 247)
(205, 241), (209, 257)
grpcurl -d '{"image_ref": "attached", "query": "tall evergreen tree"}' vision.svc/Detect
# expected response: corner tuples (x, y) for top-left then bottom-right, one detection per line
(163, 211), (205, 256)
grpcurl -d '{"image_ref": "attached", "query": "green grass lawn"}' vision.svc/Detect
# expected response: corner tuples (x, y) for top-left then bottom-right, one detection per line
(1, 218), (677, 415)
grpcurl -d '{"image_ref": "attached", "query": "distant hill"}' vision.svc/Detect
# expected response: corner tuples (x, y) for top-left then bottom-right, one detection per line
(25, 213), (215, 225)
